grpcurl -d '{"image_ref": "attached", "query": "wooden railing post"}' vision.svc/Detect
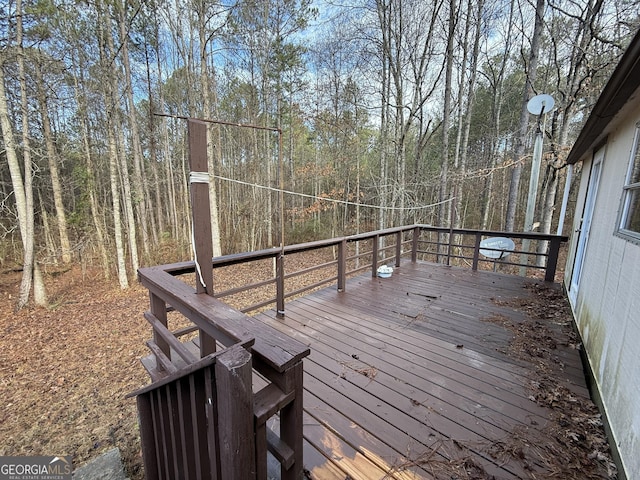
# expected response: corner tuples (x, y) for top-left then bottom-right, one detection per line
(472, 233), (482, 271)
(276, 253), (285, 317)
(150, 292), (170, 368)
(278, 362), (304, 480)
(371, 235), (379, 277)
(395, 231), (402, 267)
(411, 226), (420, 263)
(187, 119), (214, 295)
(446, 223), (454, 266)
(337, 239), (346, 292)
(216, 346), (255, 480)
(545, 236), (563, 282)
(188, 119), (217, 356)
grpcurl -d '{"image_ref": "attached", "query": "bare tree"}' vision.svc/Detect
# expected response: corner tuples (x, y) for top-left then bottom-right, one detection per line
(34, 59), (72, 264)
(505, 0), (545, 232)
(1, 0), (47, 309)
(118, 0), (154, 259)
(98, 0), (130, 288)
(0, 58), (36, 309)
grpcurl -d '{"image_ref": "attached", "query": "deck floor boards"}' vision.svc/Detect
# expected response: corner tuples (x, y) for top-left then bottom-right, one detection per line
(253, 261), (589, 479)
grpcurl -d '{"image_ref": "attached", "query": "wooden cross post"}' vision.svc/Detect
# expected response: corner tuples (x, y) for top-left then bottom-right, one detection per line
(187, 118), (217, 356)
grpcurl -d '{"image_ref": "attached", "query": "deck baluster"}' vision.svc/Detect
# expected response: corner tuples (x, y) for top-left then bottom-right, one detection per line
(395, 231), (402, 267)
(150, 292), (170, 368)
(371, 235), (379, 277)
(411, 226), (420, 262)
(338, 239), (346, 292)
(472, 232), (482, 271)
(276, 253), (285, 317)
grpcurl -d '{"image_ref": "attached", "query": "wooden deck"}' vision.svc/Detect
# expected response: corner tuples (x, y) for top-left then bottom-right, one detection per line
(253, 261), (589, 480)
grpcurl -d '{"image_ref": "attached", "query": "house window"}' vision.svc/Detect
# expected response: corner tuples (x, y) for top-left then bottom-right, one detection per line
(619, 123), (640, 239)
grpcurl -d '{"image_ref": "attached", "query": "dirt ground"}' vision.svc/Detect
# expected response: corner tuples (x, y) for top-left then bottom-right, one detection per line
(0, 252), (331, 479)
(0, 262), (618, 479)
(0, 266), (150, 478)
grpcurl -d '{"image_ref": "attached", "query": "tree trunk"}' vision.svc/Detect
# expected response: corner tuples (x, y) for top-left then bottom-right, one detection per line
(482, 0), (516, 230)
(438, 0), (457, 260)
(71, 60), (110, 275)
(144, 42), (165, 243)
(34, 61), (72, 264)
(33, 262), (48, 306)
(107, 124), (130, 289)
(439, 0), (456, 229)
(455, 0), (483, 230)
(98, 0), (129, 288)
(505, 0), (545, 232)
(118, 3), (153, 258)
(105, 11), (139, 275)
(11, 0), (45, 309)
(39, 193), (56, 262)
(0, 57), (35, 309)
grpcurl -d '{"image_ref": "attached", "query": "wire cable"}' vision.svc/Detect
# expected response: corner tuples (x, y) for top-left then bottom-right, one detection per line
(211, 174), (454, 211)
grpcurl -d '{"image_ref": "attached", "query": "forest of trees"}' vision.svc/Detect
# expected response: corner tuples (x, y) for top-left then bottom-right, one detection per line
(1, 0), (639, 309)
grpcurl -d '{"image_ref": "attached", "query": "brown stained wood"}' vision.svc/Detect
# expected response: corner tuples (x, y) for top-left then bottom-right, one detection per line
(203, 365), (219, 478)
(255, 423), (268, 480)
(138, 265), (309, 373)
(150, 292), (170, 364)
(134, 348), (262, 479)
(309, 265), (587, 388)
(302, 388), (434, 479)
(289, 293), (534, 388)
(260, 307), (550, 429)
(336, 240), (346, 292)
(136, 395), (159, 480)
(302, 346), (528, 478)
(133, 342), (251, 395)
(190, 373), (207, 479)
(545, 236), (563, 282)
(187, 119), (214, 295)
(279, 362), (304, 480)
(302, 411), (394, 480)
(251, 262), (587, 480)
(276, 253), (285, 316)
(164, 383), (180, 479)
(144, 311), (199, 364)
(301, 409), (442, 480)
(254, 383), (295, 425)
(266, 428), (295, 470)
(145, 341), (178, 377)
(173, 379), (190, 479)
(199, 329), (217, 358)
(371, 234), (379, 277)
(215, 345), (255, 480)
(136, 227), (571, 479)
(301, 439), (349, 479)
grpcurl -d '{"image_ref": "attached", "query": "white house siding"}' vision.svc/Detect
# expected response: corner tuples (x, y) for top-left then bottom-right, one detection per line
(565, 99), (640, 479)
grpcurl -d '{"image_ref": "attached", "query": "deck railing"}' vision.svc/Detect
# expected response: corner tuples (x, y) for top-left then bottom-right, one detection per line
(129, 343), (256, 479)
(132, 262), (310, 480)
(162, 224), (567, 315)
(131, 123), (568, 478)
(131, 224), (566, 478)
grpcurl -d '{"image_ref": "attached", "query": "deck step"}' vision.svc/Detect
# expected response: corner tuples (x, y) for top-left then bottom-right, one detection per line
(266, 428), (295, 469)
(254, 383), (295, 425)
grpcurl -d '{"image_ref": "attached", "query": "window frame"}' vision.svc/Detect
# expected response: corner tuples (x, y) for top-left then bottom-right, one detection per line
(617, 121), (640, 243)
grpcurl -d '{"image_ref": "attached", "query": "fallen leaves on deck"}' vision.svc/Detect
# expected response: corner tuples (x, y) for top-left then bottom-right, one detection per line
(484, 283), (617, 479)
